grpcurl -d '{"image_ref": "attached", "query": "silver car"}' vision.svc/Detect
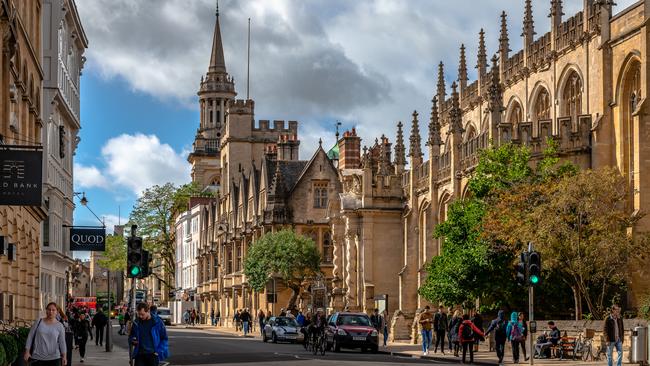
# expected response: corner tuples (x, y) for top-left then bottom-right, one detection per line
(157, 307), (172, 325)
(262, 316), (304, 343)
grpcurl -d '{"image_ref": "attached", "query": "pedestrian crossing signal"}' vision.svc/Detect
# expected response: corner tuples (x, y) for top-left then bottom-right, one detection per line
(528, 251), (541, 286)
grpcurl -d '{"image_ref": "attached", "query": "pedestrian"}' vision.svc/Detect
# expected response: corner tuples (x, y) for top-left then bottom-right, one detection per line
(279, 308), (286, 317)
(370, 308), (382, 332)
(296, 311), (305, 327)
(23, 302), (68, 366)
(258, 309), (266, 336)
(118, 310), (126, 335)
(381, 309), (390, 347)
(449, 310), (462, 357)
(234, 310), (241, 331)
(73, 313), (92, 363)
(183, 310), (190, 325)
(129, 302), (169, 366)
(506, 311), (525, 364)
(91, 309), (108, 347)
(604, 304), (624, 366)
(418, 305), (434, 356)
(471, 311), (484, 352)
(534, 321), (560, 358)
(485, 310), (508, 366)
(215, 309), (221, 326)
(55, 305), (74, 366)
(459, 313), (485, 364)
(210, 308), (215, 326)
(125, 310), (132, 335)
(518, 312), (529, 361)
(191, 309), (197, 325)
(240, 308), (251, 336)
(150, 305), (158, 317)
(433, 305), (448, 354)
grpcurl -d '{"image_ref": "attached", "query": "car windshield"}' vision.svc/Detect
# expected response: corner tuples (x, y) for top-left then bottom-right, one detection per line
(157, 309), (171, 315)
(275, 318), (297, 327)
(337, 315), (372, 326)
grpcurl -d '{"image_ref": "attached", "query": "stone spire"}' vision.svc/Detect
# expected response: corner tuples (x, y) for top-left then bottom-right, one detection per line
(408, 111), (423, 158)
(488, 55), (503, 113)
(437, 62), (446, 103)
(209, 1), (227, 74)
(458, 44), (468, 91)
(378, 135), (391, 176)
(523, 0), (535, 45)
(550, 0), (564, 27)
(449, 82), (464, 134)
(394, 121), (406, 169)
(428, 96), (443, 148)
(477, 29), (487, 77)
(499, 11), (510, 58)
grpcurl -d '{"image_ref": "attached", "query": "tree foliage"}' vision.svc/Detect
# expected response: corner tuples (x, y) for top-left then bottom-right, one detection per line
(97, 234), (127, 272)
(244, 229), (321, 310)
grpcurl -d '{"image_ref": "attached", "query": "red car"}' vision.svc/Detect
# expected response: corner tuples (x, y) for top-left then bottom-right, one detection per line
(325, 312), (379, 353)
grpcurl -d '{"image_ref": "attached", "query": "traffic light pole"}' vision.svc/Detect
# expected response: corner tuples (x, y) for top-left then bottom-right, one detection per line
(528, 242), (534, 366)
(106, 269), (113, 352)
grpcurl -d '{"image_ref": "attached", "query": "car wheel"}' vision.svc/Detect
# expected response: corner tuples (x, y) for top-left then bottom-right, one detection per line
(333, 338), (341, 353)
(272, 332), (278, 343)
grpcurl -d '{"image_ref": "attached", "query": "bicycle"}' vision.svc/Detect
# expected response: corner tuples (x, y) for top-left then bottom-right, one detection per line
(573, 331), (604, 361)
(311, 329), (326, 356)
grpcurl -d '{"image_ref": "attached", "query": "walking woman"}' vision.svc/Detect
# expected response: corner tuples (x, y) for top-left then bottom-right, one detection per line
(448, 310), (462, 357)
(24, 302), (68, 366)
(518, 312), (529, 361)
(73, 313), (92, 363)
(506, 311), (525, 364)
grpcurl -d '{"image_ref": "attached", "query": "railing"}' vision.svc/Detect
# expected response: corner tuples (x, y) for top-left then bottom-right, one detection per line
(193, 138), (220, 154)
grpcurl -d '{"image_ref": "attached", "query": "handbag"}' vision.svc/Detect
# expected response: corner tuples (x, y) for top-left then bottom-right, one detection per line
(28, 319), (42, 363)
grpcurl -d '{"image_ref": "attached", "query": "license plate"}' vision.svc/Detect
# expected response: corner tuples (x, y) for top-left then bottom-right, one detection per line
(353, 336), (366, 341)
(286, 335), (296, 339)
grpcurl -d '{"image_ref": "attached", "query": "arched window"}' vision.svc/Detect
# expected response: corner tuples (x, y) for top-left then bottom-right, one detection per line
(620, 60), (641, 212)
(563, 72), (583, 118)
(508, 101), (523, 125)
(322, 231), (333, 264)
(534, 88), (551, 121)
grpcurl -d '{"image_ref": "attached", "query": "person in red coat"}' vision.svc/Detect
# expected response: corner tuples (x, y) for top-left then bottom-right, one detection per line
(458, 314), (485, 364)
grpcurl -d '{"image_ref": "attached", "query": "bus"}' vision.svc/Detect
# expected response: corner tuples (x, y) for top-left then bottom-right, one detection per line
(70, 297), (97, 312)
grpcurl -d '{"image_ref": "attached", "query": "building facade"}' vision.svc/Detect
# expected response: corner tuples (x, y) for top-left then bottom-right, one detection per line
(40, 0), (87, 311)
(0, 0), (47, 322)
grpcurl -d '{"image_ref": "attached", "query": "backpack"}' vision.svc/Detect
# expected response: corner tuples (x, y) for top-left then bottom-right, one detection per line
(510, 321), (524, 342)
(494, 320), (507, 338)
(461, 322), (475, 340)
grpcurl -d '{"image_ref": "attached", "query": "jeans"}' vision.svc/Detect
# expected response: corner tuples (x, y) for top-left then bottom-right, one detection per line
(421, 329), (432, 352)
(607, 341), (623, 366)
(243, 321), (249, 335)
(462, 342), (474, 363)
(383, 326), (389, 346)
(435, 330), (446, 352)
(535, 341), (553, 357)
(495, 340), (505, 363)
(134, 353), (159, 366)
(95, 326), (105, 345)
(211, 316), (215, 326)
(78, 336), (88, 358)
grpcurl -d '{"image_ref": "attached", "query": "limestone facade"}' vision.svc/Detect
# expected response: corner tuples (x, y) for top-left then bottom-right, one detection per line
(0, 0), (47, 322)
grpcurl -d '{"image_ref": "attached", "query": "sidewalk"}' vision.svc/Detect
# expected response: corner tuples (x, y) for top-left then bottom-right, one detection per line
(381, 341), (630, 366)
(69, 342), (131, 366)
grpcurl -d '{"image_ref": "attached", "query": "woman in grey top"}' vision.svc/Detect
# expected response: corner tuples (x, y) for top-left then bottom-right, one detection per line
(24, 302), (67, 366)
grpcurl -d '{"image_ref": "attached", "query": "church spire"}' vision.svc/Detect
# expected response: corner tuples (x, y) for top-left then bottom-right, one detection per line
(458, 44), (468, 91)
(437, 62), (446, 103)
(477, 29), (487, 77)
(523, 0), (535, 45)
(499, 11), (510, 58)
(409, 111), (423, 159)
(449, 82), (464, 134)
(428, 96), (442, 149)
(209, 0), (227, 73)
(394, 121), (406, 170)
(550, 0), (564, 27)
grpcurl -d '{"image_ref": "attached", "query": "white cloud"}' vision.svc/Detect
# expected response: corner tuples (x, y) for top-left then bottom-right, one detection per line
(101, 134), (191, 195)
(74, 163), (108, 189)
(101, 214), (130, 235)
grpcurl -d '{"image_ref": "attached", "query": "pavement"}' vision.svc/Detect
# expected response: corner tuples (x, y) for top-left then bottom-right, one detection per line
(76, 323), (636, 366)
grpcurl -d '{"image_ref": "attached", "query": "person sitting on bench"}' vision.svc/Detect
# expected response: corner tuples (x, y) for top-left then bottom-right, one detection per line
(535, 321), (561, 358)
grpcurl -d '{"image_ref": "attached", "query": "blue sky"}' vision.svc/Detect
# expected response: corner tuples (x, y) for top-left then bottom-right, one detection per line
(72, 0), (639, 250)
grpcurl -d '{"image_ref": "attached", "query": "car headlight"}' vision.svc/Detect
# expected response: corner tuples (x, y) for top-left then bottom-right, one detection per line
(337, 329), (347, 336)
(371, 330), (378, 337)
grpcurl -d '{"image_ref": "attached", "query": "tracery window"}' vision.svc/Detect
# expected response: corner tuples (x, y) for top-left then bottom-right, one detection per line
(508, 101), (523, 125)
(322, 231), (333, 264)
(535, 88), (551, 120)
(563, 73), (582, 117)
(313, 181), (328, 208)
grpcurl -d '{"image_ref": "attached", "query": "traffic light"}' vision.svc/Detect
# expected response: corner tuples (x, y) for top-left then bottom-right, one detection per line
(127, 236), (143, 278)
(528, 251), (541, 286)
(141, 250), (153, 277)
(515, 252), (528, 286)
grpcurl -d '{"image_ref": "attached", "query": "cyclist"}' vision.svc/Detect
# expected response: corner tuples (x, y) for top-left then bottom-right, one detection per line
(309, 308), (327, 348)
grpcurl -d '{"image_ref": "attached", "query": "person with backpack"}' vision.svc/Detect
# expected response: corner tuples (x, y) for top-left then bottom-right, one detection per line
(471, 311), (484, 352)
(506, 311), (525, 363)
(485, 310), (508, 366)
(448, 310), (462, 357)
(458, 314), (485, 364)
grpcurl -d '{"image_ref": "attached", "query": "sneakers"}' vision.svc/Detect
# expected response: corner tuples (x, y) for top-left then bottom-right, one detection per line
(80, 358), (84, 363)
(423, 350), (428, 356)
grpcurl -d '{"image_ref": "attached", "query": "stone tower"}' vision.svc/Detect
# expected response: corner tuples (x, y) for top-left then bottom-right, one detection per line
(188, 4), (237, 189)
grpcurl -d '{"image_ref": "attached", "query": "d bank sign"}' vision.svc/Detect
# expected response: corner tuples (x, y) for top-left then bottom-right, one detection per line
(70, 227), (106, 252)
(0, 148), (43, 206)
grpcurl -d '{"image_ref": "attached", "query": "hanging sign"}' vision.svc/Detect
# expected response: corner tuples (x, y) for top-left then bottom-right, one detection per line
(0, 147), (43, 206)
(70, 227), (106, 251)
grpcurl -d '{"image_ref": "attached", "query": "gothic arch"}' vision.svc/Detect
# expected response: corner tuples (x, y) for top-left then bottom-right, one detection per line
(505, 96), (524, 125)
(480, 113), (489, 132)
(529, 82), (552, 122)
(557, 64), (585, 118)
(437, 190), (452, 255)
(463, 122), (477, 141)
(614, 51), (643, 106)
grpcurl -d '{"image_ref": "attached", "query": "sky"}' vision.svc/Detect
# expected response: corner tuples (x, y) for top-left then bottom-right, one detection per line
(72, 0), (639, 244)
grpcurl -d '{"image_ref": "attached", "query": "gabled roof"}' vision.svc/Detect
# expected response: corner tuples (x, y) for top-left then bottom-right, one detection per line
(289, 145), (338, 195)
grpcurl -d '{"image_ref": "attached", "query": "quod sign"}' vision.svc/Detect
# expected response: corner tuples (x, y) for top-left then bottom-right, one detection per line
(70, 227), (106, 252)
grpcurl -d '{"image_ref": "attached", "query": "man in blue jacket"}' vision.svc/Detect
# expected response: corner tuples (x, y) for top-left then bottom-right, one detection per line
(129, 303), (169, 366)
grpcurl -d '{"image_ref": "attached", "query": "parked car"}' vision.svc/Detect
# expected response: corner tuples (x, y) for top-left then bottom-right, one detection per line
(325, 312), (378, 353)
(157, 307), (172, 325)
(262, 316), (304, 343)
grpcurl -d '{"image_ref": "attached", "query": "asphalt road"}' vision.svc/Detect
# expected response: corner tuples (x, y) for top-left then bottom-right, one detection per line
(111, 325), (450, 365)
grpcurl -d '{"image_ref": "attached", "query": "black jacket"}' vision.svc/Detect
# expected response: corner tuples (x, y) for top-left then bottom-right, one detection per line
(434, 312), (448, 332)
(92, 312), (108, 328)
(604, 316), (624, 342)
(74, 319), (93, 339)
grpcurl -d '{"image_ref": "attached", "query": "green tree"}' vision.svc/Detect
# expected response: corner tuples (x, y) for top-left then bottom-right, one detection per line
(244, 229), (321, 310)
(98, 234), (127, 272)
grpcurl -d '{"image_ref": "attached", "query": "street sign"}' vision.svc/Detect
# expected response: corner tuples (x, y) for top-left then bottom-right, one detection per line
(69, 227), (106, 251)
(0, 147), (43, 206)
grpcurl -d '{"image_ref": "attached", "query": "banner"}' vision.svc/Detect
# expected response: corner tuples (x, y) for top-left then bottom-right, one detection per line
(0, 148), (43, 206)
(70, 227), (106, 251)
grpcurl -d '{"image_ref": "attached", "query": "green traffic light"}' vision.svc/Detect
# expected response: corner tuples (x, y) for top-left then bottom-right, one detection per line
(530, 275), (539, 284)
(130, 266), (141, 276)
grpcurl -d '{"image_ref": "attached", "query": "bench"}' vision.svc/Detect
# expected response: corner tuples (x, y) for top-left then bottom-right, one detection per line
(551, 337), (577, 360)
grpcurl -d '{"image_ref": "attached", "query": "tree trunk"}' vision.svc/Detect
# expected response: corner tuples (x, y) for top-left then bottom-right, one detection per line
(572, 286), (582, 320)
(287, 284), (300, 312)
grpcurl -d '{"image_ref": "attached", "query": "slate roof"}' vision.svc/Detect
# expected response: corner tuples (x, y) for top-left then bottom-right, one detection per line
(265, 159), (308, 194)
